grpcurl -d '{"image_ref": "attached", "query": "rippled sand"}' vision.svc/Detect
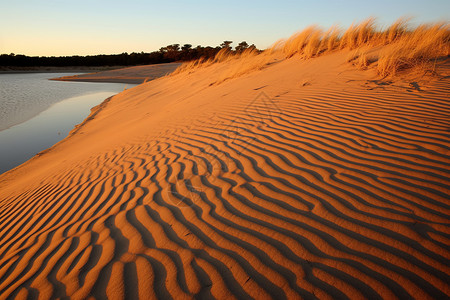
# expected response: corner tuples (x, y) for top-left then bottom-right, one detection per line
(0, 50), (449, 299)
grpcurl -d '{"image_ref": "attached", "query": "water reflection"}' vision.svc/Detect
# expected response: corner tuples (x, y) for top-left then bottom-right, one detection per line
(0, 91), (128, 174)
(0, 73), (129, 131)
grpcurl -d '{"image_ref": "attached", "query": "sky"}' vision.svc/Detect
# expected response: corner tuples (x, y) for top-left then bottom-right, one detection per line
(0, 0), (449, 56)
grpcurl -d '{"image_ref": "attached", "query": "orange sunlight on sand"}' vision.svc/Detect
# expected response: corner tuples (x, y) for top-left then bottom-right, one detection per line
(0, 19), (449, 299)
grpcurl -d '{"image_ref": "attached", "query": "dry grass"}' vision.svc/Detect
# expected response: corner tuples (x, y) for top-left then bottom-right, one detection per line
(339, 18), (377, 49)
(321, 26), (341, 55)
(355, 53), (370, 69)
(172, 18), (449, 79)
(171, 47), (276, 84)
(376, 23), (450, 76)
(171, 48), (242, 76)
(384, 17), (410, 44)
(347, 50), (369, 69)
(279, 26), (323, 58)
(170, 57), (211, 75)
(271, 18), (449, 76)
(214, 49), (275, 84)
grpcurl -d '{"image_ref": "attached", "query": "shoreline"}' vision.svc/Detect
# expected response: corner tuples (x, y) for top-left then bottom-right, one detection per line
(0, 66), (126, 73)
(50, 62), (181, 84)
(0, 73), (131, 174)
(0, 91), (124, 176)
(1, 62), (181, 84)
(51, 77), (147, 84)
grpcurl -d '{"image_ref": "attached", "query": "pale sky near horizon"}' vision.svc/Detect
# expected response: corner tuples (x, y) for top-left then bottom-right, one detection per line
(0, 0), (448, 56)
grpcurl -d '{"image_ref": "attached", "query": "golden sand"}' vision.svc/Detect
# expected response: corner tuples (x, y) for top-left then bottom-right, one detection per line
(0, 42), (449, 299)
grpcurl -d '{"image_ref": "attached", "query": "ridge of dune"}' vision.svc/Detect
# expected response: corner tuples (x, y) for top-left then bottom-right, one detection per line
(0, 47), (449, 299)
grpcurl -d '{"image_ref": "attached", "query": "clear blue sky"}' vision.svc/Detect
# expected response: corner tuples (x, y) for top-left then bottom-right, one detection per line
(0, 0), (448, 56)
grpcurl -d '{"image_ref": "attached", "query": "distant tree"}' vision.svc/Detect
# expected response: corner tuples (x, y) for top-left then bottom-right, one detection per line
(148, 51), (164, 63)
(181, 44), (193, 60)
(161, 44), (180, 60)
(182, 44), (192, 51)
(247, 44), (257, 52)
(220, 41), (233, 50)
(235, 41), (249, 52)
(0, 42), (259, 67)
(166, 44), (180, 52)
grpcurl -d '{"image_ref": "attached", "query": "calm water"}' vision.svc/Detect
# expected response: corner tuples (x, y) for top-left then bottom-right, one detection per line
(0, 73), (134, 174)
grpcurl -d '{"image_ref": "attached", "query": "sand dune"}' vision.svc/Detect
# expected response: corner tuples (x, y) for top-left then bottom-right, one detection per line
(53, 63), (182, 84)
(0, 47), (449, 299)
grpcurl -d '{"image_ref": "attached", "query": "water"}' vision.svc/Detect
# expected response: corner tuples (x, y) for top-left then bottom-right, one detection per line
(0, 73), (134, 174)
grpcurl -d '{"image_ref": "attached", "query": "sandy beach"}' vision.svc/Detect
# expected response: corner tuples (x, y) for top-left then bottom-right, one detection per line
(0, 26), (449, 298)
(52, 63), (182, 84)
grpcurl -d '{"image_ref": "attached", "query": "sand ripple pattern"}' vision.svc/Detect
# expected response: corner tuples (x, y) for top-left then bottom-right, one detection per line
(0, 78), (449, 299)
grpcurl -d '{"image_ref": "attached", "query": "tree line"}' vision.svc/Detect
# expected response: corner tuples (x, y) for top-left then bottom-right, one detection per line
(0, 41), (258, 67)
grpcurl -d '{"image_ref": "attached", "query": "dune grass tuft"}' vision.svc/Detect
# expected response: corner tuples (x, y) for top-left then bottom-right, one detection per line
(173, 18), (449, 80)
(274, 17), (448, 76)
(376, 23), (450, 76)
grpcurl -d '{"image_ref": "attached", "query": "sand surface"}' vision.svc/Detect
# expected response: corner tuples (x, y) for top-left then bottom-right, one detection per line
(53, 63), (182, 84)
(0, 50), (449, 299)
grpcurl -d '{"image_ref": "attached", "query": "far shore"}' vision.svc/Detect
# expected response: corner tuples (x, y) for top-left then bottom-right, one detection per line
(0, 63), (181, 84)
(0, 65), (125, 74)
